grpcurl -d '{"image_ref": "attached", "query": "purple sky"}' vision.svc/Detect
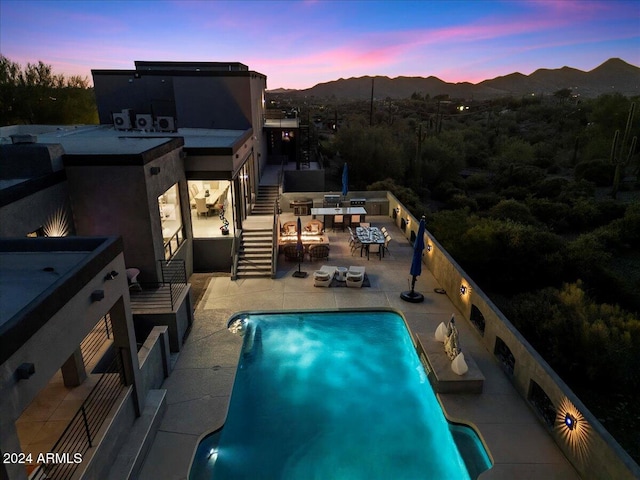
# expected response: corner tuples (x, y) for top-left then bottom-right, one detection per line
(1, 0), (638, 90)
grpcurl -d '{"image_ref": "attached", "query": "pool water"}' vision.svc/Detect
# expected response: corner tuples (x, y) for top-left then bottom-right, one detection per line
(189, 310), (491, 479)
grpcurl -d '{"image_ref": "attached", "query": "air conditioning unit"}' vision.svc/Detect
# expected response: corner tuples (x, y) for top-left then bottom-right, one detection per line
(113, 112), (132, 130)
(135, 114), (153, 130)
(156, 116), (176, 132)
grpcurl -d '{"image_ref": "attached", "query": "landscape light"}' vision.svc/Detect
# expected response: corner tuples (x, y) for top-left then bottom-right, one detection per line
(565, 413), (577, 431)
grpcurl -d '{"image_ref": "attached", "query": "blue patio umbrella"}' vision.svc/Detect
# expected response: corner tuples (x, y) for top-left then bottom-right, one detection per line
(341, 163), (349, 198)
(401, 216), (426, 302)
(292, 216), (307, 278)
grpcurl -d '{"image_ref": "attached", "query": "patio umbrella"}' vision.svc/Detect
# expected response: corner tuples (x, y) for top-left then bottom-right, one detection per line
(401, 216), (426, 302)
(341, 162), (349, 198)
(292, 216), (307, 278)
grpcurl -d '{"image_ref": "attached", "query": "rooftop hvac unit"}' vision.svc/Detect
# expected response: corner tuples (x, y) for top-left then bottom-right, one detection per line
(113, 112), (132, 130)
(136, 114), (153, 130)
(156, 116), (176, 132)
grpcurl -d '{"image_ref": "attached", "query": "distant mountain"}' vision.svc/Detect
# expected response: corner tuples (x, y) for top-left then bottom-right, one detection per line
(268, 58), (640, 100)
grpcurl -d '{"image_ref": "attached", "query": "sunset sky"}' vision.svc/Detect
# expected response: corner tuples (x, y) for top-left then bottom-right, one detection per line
(1, 0), (638, 90)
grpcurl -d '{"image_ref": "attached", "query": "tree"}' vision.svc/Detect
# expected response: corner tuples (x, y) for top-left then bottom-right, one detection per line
(0, 55), (97, 125)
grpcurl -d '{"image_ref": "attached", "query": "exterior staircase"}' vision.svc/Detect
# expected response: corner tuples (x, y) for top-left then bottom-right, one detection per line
(235, 185), (280, 278)
(235, 228), (274, 278)
(251, 185), (279, 215)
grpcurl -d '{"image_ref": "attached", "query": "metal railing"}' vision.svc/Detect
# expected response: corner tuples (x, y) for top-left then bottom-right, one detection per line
(31, 353), (125, 480)
(80, 314), (112, 367)
(163, 226), (186, 261)
(271, 200), (280, 278)
(230, 230), (240, 280)
(129, 260), (188, 311)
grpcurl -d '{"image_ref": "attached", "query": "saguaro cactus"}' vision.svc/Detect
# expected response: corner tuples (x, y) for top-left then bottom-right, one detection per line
(610, 102), (637, 199)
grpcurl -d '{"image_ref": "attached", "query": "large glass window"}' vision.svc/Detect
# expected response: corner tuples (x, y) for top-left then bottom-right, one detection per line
(159, 183), (184, 259)
(188, 180), (233, 238)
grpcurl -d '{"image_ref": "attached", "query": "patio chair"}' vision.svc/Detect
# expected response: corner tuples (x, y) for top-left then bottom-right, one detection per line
(308, 244), (330, 261)
(350, 214), (361, 227)
(283, 244), (303, 262)
(305, 219), (324, 235)
(282, 221), (298, 236)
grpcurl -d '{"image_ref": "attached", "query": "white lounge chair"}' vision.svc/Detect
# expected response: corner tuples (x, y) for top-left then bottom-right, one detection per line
(313, 265), (337, 287)
(346, 266), (365, 288)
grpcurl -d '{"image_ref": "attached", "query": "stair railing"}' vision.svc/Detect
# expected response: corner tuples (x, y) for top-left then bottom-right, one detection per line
(230, 229), (241, 280)
(271, 199), (280, 278)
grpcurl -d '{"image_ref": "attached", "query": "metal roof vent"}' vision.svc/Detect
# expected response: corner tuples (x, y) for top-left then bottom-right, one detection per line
(10, 134), (37, 144)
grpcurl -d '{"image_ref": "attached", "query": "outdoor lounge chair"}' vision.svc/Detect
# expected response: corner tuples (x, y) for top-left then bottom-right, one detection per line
(346, 266), (365, 288)
(313, 265), (337, 287)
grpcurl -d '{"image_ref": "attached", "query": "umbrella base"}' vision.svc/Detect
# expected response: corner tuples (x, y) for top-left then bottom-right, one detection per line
(400, 290), (424, 303)
(292, 271), (308, 278)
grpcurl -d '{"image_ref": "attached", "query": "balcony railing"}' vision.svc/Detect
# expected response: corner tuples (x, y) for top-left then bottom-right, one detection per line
(31, 353), (125, 480)
(129, 260), (188, 311)
(163, 226), (185, 261)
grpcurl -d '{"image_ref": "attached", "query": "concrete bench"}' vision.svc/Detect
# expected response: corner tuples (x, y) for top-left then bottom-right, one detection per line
(415, 332), (484, 394)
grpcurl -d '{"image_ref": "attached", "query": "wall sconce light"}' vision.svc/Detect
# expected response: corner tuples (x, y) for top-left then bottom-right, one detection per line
(460, 285), (468, 295)
(150, 167), (161, 175)
(104, 270), (119, 280)
(91, 290), (105, 302)
(564, 412), (577, 431)
(16, 362), (35, 380)
(426, 244), (432, 252)
(405, 216), (411, 224)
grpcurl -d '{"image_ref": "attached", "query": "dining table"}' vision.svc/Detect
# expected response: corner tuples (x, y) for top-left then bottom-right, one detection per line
(355, 226), (386, 260)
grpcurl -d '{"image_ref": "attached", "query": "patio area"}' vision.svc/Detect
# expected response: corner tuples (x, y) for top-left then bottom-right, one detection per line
(137, 215), (579, 479)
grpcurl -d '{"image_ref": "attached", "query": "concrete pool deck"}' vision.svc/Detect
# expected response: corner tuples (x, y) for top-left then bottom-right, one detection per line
(137, 215), (580, 480)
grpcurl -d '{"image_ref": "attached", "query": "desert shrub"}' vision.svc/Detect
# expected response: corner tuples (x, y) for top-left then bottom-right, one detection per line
(574, 159), (615, 186)
(446, 194), (478, 211)
(456, 219), (565, 293)
(497, 185), (530, 200)
(503, 282), (640, 392)
(465, 173), (490, 191)
(431, 181), (464, 202)
(526, 198), (571, 232)
(489, 199), (538, 225)
(474, 192), (502, 210)
(534, 176), (570, 199)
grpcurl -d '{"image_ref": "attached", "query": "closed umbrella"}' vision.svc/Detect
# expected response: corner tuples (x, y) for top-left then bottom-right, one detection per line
(341, 163), (349, 198)
(401, 216), (426, 302)
(292, 217), (307, 278)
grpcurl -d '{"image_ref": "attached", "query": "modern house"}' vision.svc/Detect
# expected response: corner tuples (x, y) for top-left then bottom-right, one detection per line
(1, 59), (638, 480)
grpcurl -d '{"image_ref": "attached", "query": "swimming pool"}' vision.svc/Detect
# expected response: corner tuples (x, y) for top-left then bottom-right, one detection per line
(189, 310), (491, 479)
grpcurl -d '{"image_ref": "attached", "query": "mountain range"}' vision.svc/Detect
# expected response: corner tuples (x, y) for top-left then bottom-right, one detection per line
(268, 58), (640, 101)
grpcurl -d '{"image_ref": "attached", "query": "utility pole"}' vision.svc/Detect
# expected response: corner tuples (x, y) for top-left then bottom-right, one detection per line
(369, 77), (374, 126)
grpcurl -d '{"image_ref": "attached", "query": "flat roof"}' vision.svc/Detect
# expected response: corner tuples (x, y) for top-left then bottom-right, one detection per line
(7, 125), (251, 153)
(0, 251), (89, 327)
(0, 236), (124, 364)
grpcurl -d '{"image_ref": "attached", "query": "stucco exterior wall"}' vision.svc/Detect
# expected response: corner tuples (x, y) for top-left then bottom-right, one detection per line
(0, 251), (142, 480)
(65, 147), (191, 284)
(0, 181), (73, 238)
(390, 192), (640, 480)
